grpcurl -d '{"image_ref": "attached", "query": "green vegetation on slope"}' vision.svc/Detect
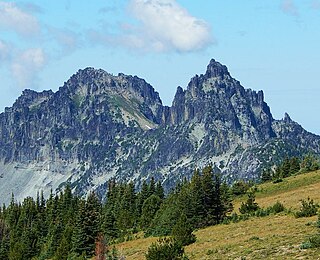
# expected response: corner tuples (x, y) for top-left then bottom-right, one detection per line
(1, 162), (320, 259)
(117, 170), (320, 259)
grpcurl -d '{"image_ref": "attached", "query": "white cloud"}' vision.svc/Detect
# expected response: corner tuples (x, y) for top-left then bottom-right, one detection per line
(11, 48), (46, 88)
(0, 1), (40, 37)
(127, 0), (213, 52)
(281, 0), (299, 16)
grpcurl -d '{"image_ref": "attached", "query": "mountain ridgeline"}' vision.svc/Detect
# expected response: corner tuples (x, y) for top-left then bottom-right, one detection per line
(0, 59), (319, 203)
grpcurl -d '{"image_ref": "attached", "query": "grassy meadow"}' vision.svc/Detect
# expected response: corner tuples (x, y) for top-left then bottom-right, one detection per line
(116, 170), (320, 259)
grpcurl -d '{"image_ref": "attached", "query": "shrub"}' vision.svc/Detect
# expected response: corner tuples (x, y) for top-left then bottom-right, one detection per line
(295, 198), (319, 218)
(239, 191), (259, 215)
(145, 238), (188, 260)
(231, 180), (251, 196)
(272, 178), (283, 184)
(269, 201), (285, 214)
(255, 208), (270, 217)
(308, 234), (320, 248)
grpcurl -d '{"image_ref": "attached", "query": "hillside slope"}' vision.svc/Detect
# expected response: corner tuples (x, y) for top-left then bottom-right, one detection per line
(116, 170), (320, 259)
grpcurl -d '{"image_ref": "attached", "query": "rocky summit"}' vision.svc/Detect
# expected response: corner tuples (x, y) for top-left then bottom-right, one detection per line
(0, 59), (319, 204)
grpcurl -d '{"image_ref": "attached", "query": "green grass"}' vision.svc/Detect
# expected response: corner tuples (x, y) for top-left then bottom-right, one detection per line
(257, 170), (320, 198)
(115, 170), (320, 259)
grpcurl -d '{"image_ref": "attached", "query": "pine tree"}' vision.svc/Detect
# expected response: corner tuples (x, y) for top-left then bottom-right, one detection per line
(84, 192), (102, 256)
(148, 177), (156, 197)
(289, 157), (300, 175)
(0, 218), (9, 259)
(211, 172), (226, 224)
(261, 169), (272, 182)
(72, 199), (89, 256)
(140, 195), (162, 229)
(136, 180), (150, 216)
(239, 191), (259, 214)
(102, 207), (118, 241)
(281, 157), (291, 178)
(171, 213), (196, 246)
(155, 181), (165, 200)
(201, 166), (215, 225)
(189, 168), (205, 227)
(54, 224), (73, 260)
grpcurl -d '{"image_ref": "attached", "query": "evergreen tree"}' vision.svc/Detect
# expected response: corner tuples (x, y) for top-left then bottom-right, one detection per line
(136, 180), (150, 216)
(301, 154), (320, 172)
(148, 177), (156, 197)
(239, 191), (259, 214)
(102, 207), (118, 241)
(289, 157), (300, 175)
(71, 199), (88, 256)
(72, 193), (101, 257)
(188, 169), (205, 227)
(0, 219), (9, 259)
(140, 195), (162, 229)
(171, 213), (196, 246)
(212, 172), (228, 224)
(54, 224), (73, 260)
(155, 181), (165, 200)
(232, 180), (250, 195)
(201, 165), (215, 225)
(261, 169), (272, 182)
(281, 157), (291, 178)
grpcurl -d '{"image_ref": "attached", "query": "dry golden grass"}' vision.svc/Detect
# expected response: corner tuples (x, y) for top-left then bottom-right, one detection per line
(186, 214), (320, 259)
(234, 170), (320, 212)
(115, 236), (158, 259)
(115, 170), (320, 259)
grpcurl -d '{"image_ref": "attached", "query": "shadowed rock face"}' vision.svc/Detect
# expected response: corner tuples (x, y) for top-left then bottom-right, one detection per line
(0, 59), (319, 204)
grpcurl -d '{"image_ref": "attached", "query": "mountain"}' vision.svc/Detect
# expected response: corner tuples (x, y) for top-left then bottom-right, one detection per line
(0, 59), (319, 204)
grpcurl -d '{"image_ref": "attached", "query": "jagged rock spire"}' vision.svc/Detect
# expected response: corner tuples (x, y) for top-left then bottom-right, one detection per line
(205, 59), (230, 78)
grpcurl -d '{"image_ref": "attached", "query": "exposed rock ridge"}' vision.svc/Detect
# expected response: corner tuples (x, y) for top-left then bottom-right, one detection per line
(0, 59), (319, 204)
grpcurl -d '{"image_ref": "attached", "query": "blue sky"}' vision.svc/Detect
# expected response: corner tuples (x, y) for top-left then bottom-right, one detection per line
(0, 0), (319, 134)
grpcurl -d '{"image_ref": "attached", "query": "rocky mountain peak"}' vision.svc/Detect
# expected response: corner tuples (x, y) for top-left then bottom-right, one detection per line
(13, 89), (54, 109)
(283, 112), (292, 123)
(205, 58), (230, 79)
(0, 58), (319, 205)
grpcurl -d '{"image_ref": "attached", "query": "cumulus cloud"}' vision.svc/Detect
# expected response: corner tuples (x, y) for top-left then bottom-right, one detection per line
(0, 1), (40, 37)
(11, 48), (46, 88)
(281, 0), (299, 16)
(92, 0), (213, 53)
(127, 0), (213, 52)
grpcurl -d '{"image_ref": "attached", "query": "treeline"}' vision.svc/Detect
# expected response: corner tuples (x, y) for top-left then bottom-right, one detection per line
(1, 157), (319, 260)
(261, 154), (320, 183)
(0, 165), (233, 260)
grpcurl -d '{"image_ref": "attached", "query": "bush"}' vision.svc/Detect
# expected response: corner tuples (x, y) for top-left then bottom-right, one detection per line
(269, 201), (285, 214)
(239, 191), (259, 215)
(255, 208), (270, 217)
(272, 178), (283, 184)
(308, 234), (320, 248)
(295, 198), (319, 218)
(231, 180), (251, 196)
(301, 234), (320, 249)
(145, 238), (188, 260)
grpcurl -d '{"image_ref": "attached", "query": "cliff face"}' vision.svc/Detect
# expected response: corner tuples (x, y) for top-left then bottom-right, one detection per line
(0, 59), (319, 204)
